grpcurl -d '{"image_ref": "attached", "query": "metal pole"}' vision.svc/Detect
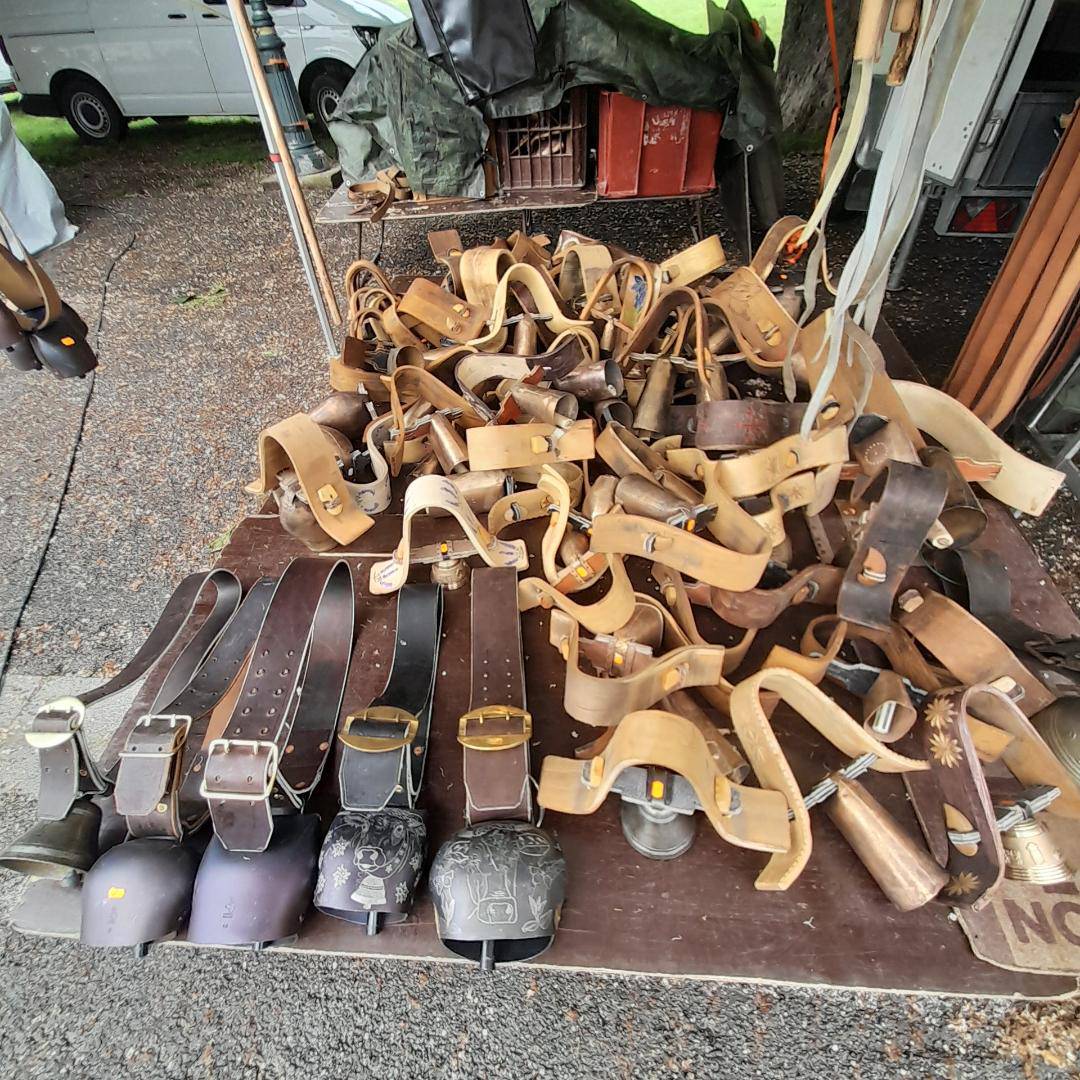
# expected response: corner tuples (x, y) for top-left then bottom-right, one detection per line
(226, 0), (341, 339)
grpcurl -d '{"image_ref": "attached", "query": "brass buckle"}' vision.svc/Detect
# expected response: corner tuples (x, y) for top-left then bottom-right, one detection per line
(119, 714), (192, 759)
(339, 706), (419, 753)
(199, 738), (279, 801)
(457, 705), (532, 751)
(25, 696), (85, 750)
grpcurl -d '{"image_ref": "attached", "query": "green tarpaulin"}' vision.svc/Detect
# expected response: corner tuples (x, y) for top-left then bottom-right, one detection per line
(329, 0), (779, 198)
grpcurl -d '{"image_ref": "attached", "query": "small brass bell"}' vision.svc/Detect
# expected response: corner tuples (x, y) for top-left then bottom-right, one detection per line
(1001, 818), (1072, 885)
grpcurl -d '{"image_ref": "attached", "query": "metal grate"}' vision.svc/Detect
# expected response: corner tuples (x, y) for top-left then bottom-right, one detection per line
(494, 89), (588, 192)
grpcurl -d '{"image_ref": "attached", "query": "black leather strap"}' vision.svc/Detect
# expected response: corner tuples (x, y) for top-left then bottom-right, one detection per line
(203, 558), (355, 852)
(338, 584), (444, 811)
(29, 569), (242, 821)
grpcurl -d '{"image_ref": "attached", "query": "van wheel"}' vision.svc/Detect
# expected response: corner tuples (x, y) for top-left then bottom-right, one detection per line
(306, 67), (351, 134)
(59, 76), (128, 144)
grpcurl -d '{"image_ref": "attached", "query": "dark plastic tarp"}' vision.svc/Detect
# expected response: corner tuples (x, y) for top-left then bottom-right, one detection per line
(329, 0), (780, 197)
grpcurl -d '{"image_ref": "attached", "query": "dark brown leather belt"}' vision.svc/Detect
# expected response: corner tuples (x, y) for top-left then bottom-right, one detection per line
(838, 460), (947, 630)
(113, 578), (278, 839)
(460, 566), (533, 823)
(27, 569), (243, 822)
(201, 558), (355, 852)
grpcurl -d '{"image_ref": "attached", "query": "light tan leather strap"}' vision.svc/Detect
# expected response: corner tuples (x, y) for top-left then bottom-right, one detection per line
(538, 709), (792, 854)
(247, 414), (374, 545)
(369, 474), (528, 594)
(549, 609), (727, 728)
(518, 554), (635, 635)
(728, 667), (927, 891)
(466, 418), (596, 471)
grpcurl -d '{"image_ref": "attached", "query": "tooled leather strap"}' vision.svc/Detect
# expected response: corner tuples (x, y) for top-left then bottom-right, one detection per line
(837, 460), (947, 630)
(548, 609), (726, 728)
(897, 589), (1056, 717)
(115, 578), (277, 839)
(461, 567), (533, 824)
(202, 558), (354, 852)
(538, 709), (791, 853)
(727, 668), (927, 891)
(27, 570), (242, 822)
(694, 399), (807, 451)
(248, 414), (374, 546)
(892, 380), (1063, 516)
(466, 418), (596, 471)
(370, 474), (528, 595)
(338, 584), (444, 812)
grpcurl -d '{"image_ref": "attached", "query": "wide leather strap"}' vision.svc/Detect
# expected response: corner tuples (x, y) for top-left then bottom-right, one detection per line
(466, 418), (596, 471)
(589, 509), (770, 592)
(893, 380), (1064, 516)
(115, 578), (277, 839)
(461, 567), (533, 823)
(248, 414), (374, 546)
(338, 584), (444, 812)
(202, 558), (354, 852)
(897, 588), (1056, 717)
(670, 426), (849, 500)
(468, 264), (594, 351)
(659, 235), (727, 288)
(689, 564), (844, 630)
(727, 668), (927, 891)
(548, 609), (726, 728)
(837, 460), (947, 630)
(27, 570), (242, 822)
(518, 554), (636, 635)
(694, 399), (807, 450)
(397, 277), (490, 344)
(538, 709), (791, 852)
(370, 474), (528, 595)
(707, 266), (800, 374)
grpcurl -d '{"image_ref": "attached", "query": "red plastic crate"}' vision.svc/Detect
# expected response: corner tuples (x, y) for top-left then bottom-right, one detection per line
(596, 91), (723, 198)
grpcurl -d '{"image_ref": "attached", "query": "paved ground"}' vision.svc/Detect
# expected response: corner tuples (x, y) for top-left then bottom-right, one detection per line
(0, 142), (1077, 1077)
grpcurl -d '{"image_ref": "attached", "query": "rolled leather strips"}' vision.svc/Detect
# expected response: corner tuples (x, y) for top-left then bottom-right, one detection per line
(26, 569), (243, 823)
(113, 578), (278, 840)
(837, 460), (947, 630)
(201, 558), (355, 853)
(429, 567), (566, 969)
(315, 584), (444, 930)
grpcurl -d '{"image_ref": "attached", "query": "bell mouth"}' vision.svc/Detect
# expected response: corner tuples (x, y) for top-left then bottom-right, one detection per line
(0, 852), (82, 879)
(440, 935), (557, 968)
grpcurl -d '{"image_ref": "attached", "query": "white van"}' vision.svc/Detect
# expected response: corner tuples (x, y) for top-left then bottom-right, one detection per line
(0, 0), (409, 142)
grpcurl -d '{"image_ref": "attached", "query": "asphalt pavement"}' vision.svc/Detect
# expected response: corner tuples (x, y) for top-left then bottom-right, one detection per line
(0, 148), (1076, 1078)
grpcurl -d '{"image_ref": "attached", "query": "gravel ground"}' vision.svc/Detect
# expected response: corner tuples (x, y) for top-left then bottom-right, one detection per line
(0, 145), (1077, 1077)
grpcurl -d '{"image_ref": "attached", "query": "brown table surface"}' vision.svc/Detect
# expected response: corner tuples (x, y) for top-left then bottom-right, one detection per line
(24, 323), (1080, 998)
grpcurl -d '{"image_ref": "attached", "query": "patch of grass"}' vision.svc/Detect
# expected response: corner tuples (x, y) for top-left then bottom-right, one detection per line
(5, 94), (265, 171)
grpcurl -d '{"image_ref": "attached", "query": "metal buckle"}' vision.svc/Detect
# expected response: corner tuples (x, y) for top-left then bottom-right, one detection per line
(457, 705), (532, 751)
(118, 714), (193, 759)
(339, 706), (418, 753)
(199, 738), (279, 801)
(25, 696), (86, 749)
